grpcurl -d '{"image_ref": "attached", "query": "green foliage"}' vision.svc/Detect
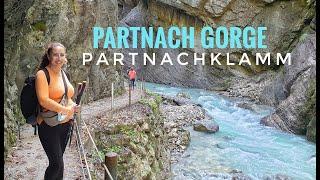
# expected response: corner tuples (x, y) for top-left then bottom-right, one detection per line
(31, 21), (47, 32)
(115, 86), (126, 96)
(139, 91), (162, 114)
(120, 126), (137, 138)
(145, 89), (162, 101)
(145, 89), (154, 96)
(299, 33), (309, 42)
(71, 0), (78, 14)
(154, 94), (162, 105)
(138, 98), (148, 104)
(92, 149), (104, 160)
(139, 98), (159, 114)
(106, 145), (122, 154)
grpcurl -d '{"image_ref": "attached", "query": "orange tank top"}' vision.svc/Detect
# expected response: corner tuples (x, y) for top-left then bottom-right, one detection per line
(42, 69), (74, 109)
(128, 70), (136, 80)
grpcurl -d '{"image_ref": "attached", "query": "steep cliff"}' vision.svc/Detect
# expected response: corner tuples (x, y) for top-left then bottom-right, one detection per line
(261, 34), (316, 142)
(118, 0), (316, 141)
(4, 0), (124, 157)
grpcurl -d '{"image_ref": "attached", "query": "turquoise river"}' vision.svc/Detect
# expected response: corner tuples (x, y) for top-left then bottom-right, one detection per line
(145, 82), (316, 180)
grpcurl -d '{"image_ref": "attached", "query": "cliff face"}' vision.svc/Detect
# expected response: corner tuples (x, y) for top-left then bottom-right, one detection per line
(142, 0), (315, 88)
(119, 0), (316, 141)
(261, 34), (316, 142)
(4, 0), (124, 157)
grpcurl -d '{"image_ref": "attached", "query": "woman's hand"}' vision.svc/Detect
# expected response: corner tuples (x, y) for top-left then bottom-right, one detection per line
(60, 104), (81, 124)
(60, 106), (74, 124)
(73, 105), (81, 113)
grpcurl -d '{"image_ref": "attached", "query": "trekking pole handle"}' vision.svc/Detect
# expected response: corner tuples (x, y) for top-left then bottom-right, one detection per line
(76, 81), (86, 105)
(69, 81), (86, 147)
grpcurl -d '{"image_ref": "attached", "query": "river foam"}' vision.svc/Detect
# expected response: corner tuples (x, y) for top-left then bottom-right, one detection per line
(145, 82), (316, 180)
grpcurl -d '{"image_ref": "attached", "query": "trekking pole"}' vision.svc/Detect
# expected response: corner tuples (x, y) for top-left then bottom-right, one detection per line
(68, 83), (82, 147)
(17, 121), (21, 139)
(34, 125), (37, 136)
(69, 81), (87, 147)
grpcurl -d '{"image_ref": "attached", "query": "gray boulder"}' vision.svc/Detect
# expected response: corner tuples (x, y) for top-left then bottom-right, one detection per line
(193, 121), (219, 133)
(176, 92), (191, 99)
(161, 94), (194, 106)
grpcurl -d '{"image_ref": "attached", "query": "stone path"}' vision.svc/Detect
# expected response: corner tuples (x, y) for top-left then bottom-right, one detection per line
(4, 87), (144, 180)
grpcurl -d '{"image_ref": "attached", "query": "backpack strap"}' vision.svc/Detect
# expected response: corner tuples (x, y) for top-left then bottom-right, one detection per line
(42, 67), (50, 84)
(61, 69), (68, 99)
(38, 68), (50, 113)
(64, 70), (70, 81)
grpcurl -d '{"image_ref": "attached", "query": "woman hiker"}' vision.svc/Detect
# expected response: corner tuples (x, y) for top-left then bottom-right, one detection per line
(35, 42), (79, 180)
(128, 66), (137, 90)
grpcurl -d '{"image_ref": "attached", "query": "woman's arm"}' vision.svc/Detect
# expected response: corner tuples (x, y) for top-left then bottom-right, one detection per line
(35, 70), (71, 114)
(59, 98), (81, 124)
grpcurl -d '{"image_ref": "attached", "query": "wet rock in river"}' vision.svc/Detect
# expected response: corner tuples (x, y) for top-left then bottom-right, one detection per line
(231, 172), (253, 180)
(193, 121), (219, 133)
(236, 102), (256, 112)
(176, 92), (191, 99)
(262, 174), (292, 180)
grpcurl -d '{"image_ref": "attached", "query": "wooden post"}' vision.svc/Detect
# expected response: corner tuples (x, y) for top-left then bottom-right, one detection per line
(140, 80), (142, 91)
(142, 76), (145, 98)
(18, 122), (21, 139)
(111, 82), (114, 112)
(129, 84), (131, 107)
(140, 80), (142, 99)
(142, 76), (145, 91)
(105, 152), (118, 180)
(76, 107), (81, 137)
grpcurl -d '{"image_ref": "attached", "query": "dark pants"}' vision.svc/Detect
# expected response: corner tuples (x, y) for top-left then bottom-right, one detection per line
(38, 121), (71, 180)
(130, 79), (135, 89)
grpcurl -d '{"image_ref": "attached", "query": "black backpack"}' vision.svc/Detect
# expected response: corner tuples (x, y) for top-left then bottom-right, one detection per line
(20, 68), (50, 126)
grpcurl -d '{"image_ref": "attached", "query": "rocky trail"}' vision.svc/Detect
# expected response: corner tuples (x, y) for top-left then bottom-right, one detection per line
(4, 87), (144, 180)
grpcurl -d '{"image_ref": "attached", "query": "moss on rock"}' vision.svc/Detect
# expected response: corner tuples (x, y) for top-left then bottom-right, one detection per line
(302, 79), (316, 142)
(31, 21), (47, 32)
(298, 79), (316, 141)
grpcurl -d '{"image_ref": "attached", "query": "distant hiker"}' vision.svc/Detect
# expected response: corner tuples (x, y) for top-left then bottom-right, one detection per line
(35, 42), (79, 180)
(128, 66), (137, 90)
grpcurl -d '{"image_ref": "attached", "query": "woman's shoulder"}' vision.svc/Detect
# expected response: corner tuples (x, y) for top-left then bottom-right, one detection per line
(36, 69), (46, 77)
(35, 69), (50, 83)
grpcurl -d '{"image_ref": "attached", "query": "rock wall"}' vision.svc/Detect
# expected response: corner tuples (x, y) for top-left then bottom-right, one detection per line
(118, 0), (315, 92)
(139, 0), (315, 88)
(123, 0), (316, 141)
(4, 0), (124, 158)
(92, 94), (171, 179)
(261, 34), (316, 142)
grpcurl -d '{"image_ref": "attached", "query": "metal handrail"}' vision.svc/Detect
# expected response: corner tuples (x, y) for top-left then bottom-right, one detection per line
(80, 117), (114, 180)
(74, 123), (86, 179)
(73, 79), (147, 180)
(74, 119), (92, 180)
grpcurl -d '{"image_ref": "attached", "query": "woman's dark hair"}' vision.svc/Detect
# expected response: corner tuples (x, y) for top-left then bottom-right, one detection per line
(38, 42), (65, 70)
